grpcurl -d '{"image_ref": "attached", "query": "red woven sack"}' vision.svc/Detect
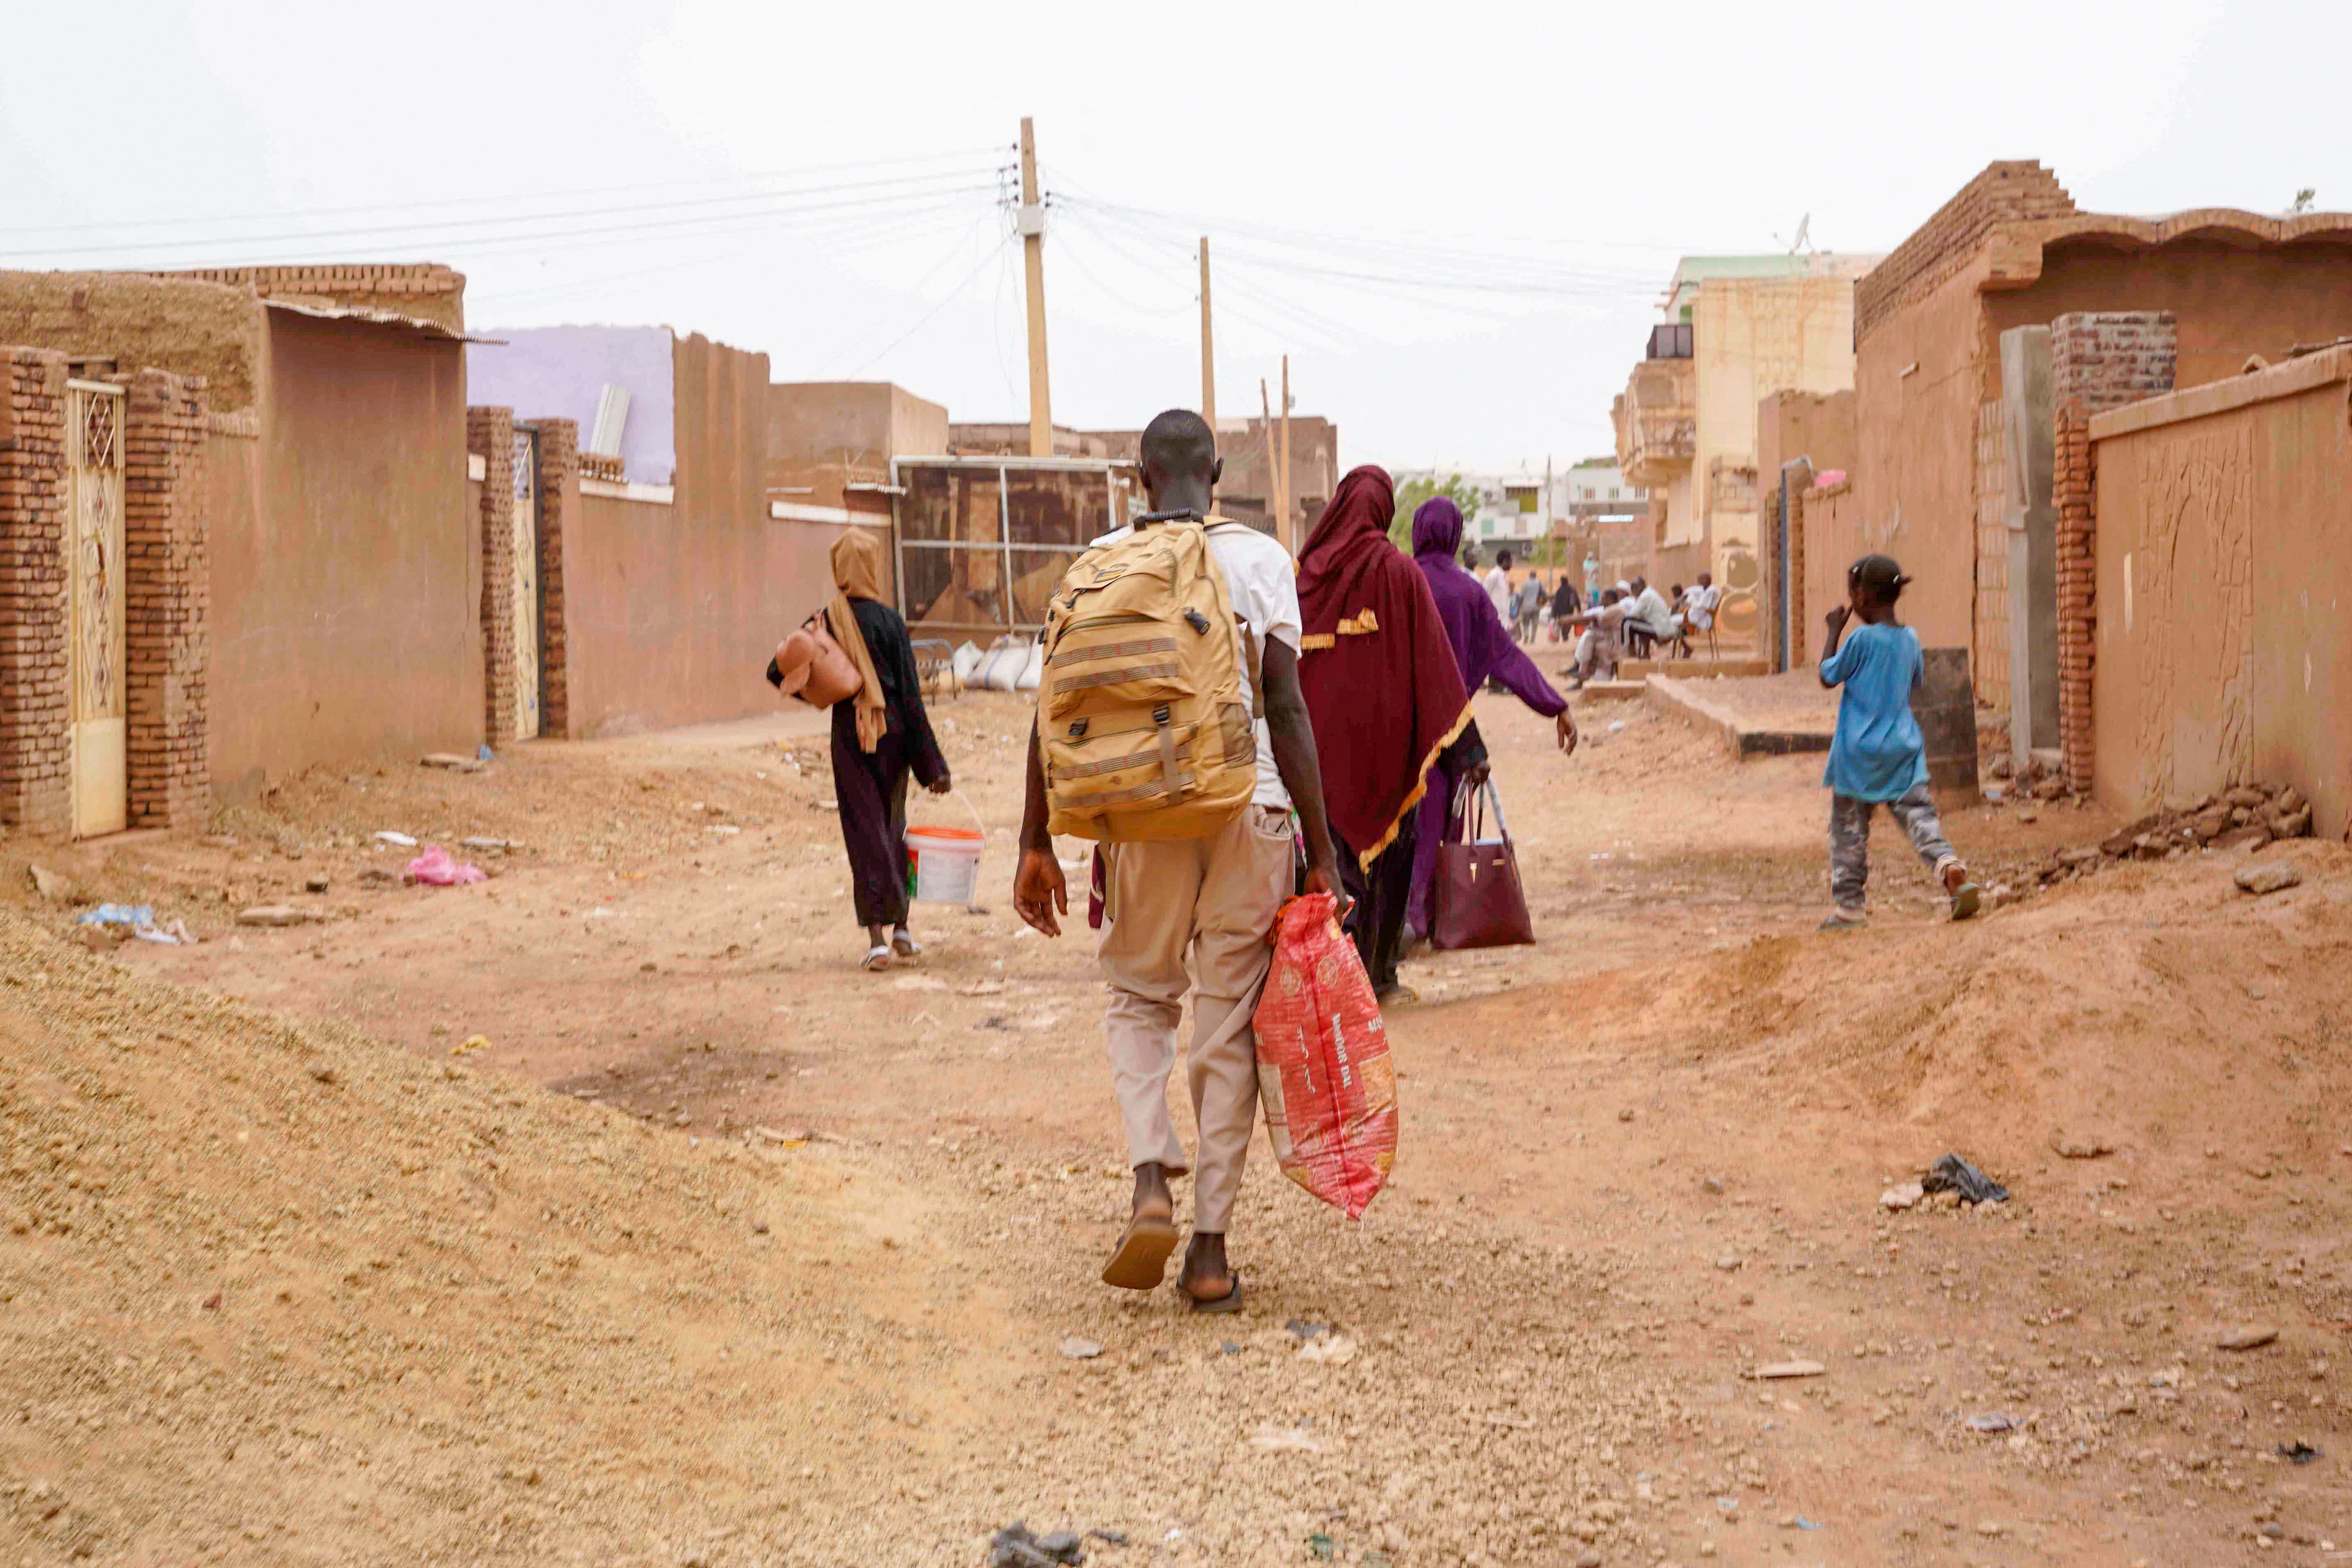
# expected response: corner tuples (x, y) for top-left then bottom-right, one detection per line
(1252, 892), (1398, 1219)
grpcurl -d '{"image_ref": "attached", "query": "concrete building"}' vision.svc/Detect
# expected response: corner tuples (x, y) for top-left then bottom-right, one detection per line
(1829, 159), (2352, 746)
(1612, 252), (1879, 643)
(1389, 462), (1645, 566)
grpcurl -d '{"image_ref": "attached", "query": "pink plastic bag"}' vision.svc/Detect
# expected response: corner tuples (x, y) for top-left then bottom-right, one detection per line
(1251, 892), (1398, 1219)
(405, 845), (487, 886)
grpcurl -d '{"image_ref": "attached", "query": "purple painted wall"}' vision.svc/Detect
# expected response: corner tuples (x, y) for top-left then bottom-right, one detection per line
(466, 324), (676, 484)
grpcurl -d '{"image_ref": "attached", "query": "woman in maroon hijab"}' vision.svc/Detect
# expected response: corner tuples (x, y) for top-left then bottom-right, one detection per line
(1295, 466), (1486, 1004)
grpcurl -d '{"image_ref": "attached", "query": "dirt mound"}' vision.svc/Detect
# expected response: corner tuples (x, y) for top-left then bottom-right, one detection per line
(1469, 842), (2352, 1184)
(0, 907), (996, 1565)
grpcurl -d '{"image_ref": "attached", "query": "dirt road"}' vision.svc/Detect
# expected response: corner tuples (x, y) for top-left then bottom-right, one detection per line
(9, 685), (2352, 1566)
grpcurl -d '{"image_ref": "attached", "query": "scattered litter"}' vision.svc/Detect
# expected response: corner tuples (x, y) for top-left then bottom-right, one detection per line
(235, 905), (315, 928)
(1057, 1337), (1103, 1360)
(1307, 1533), (1335, 1561)
(374, 830), (418, 848)
(2281, 1442), (2321, 1464)
(1284, 1319), (1331, 1340)
(476, 744), (495, 763)
(1966, 1413), (2016, 1434)
(28, 864), (70, 902)
(2217, 1324), (2279, 1351)
(76, 904), (191, 945)
(451, 1035), (489, 1057)
(1794, 1517), (1822, 1531)
(1608, 719), (1626, 732)
(2050, 1132), (2115, 1160)
(405, 846), (488, 887)
(708, 823), (741, 836)
(1296, 1332), (1359, 1366)
(814, 800), (839, 813)
(2235, 860), (2304, 896)
(986, 1521), (1088, 1568)
(1755, 1360), (1826, 1380)
(1921, 1153), (2009, 1205)
(1880, 1182), (1924, 1211)
(1086, 1531), (1128, 1548)
(460, 836), (514, 853)
(419, 752), (485, 773)
(750, 1125), (812, 1146)
(1249, 1421), (1322, 1453)
(303, 875), (330, 895)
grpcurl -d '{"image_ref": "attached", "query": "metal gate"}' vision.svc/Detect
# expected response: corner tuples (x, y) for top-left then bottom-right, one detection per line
(510, 429), (542, 740)
(67, 380), (127, 837)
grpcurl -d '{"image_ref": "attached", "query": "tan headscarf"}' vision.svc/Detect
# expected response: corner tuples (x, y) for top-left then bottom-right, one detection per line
(826, 531), (890, 753)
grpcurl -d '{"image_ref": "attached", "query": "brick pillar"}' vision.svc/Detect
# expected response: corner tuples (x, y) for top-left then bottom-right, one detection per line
(467, 406), (516, 746)
(1787, 480), (1808, 666)
(0, 348), (72, 836)
(526, 417), (577, 739)
(122, 368), (210, 828)
(2050, 311), (2177, 792)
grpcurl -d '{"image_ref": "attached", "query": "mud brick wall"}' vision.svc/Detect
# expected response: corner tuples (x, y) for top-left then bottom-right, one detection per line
(1854, 162), (2078, 341)
(2051, 311), (2178, 790)
(122, 369), (209, 827)
(155, 264), (466, 332)
(526, 418), (578, 740)
(0, 348), (72, 835)
(468, 407), (517, 747)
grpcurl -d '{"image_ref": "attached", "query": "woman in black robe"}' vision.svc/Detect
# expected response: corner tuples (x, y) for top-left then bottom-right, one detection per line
(772, 532), (950, 971)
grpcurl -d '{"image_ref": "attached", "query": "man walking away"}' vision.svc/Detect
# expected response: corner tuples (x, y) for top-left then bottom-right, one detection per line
(1513, 569), (1545, 644)
(1012, 409), (1346, 1313)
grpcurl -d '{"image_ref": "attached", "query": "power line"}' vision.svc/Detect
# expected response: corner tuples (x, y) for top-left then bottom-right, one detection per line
(0, 147), (1008, 240)
(0, 171), (1004, 264)
(841, 238), (1013, 380)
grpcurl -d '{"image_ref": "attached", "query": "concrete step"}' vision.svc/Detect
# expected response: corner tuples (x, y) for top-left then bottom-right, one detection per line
(1617, 656), (1771, 680)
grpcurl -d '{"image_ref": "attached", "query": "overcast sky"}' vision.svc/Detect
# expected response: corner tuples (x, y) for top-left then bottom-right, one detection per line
(4, 0), (2345, 470)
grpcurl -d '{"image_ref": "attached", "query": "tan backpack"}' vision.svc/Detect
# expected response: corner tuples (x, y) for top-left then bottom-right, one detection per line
(1038, 514), (1261, 842)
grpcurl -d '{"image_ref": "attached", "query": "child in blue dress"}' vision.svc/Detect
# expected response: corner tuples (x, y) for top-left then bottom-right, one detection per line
(1817, 553), (1981, 930)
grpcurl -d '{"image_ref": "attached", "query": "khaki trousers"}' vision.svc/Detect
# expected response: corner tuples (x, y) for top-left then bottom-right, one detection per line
(1098, 804), (1294, 1233)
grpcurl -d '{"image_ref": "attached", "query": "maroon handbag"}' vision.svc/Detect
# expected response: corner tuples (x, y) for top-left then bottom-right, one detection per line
(1430, 777), (1536, 951)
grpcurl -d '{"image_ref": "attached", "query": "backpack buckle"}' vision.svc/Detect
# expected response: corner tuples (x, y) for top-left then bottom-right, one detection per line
(1151, 703), (1171, 726)
(1068, 718), (1089, 738)
(1183, 609), (1210, 634)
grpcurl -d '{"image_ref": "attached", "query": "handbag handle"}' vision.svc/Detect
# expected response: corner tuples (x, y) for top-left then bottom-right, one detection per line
(1451, 776), (1513, 846)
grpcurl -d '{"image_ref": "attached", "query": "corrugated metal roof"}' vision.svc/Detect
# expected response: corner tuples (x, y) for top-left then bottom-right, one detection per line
(261, 297), (498, 344)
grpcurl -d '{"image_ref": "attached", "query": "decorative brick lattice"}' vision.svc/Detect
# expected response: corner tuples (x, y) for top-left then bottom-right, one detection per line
(0, 348), (73, 835)
(1974, 398), (2010, 715)
(468, 406), (517, 746)
(2051, 311), (2178, 791)
(527, 418), (578, 740)
(122, 368), (209, 827)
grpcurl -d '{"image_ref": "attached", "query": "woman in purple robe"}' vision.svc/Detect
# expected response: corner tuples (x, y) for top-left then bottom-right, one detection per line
(1404, 498), (1577, 940)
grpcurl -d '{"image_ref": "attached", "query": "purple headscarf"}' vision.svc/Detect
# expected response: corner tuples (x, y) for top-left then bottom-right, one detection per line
(1404, 496), (1567, 935)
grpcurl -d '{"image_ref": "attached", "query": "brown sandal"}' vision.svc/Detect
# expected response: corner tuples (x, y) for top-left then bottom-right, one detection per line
(1178, 1271), (1245, 1315)
(1099, 1212), (1180, 1291)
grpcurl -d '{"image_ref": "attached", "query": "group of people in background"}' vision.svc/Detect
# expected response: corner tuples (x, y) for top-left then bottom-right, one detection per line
(786, 412), (1977, 1312)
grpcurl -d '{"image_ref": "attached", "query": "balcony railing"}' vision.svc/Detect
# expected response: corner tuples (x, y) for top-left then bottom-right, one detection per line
(1612, 355), (1697, 484)
(1646, 322), (1694, 360)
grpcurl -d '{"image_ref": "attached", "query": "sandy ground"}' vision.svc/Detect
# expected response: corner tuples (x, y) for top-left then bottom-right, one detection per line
(7, 684), (2352, 1567)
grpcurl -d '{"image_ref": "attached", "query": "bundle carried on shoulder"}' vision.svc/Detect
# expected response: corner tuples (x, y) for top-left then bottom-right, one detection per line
(1036, 515), (1257, 842)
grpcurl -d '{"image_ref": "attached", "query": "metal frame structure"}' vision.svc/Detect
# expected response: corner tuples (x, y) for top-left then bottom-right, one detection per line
(886, 454), (1142, 633)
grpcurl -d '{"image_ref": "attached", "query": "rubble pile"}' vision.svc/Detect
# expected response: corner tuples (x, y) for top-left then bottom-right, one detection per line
(2040, 782), (2315, 886)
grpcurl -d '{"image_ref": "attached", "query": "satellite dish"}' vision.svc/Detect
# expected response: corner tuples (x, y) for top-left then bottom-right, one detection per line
(1791, 214), (1812, 254)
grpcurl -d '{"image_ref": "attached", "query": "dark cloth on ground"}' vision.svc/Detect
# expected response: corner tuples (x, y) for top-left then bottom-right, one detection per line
(1295, 467), (1475, 864)
(1334, 807), (1419, 995)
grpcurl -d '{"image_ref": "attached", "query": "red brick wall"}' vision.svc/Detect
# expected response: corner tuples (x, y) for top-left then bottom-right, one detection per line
(0, 348), (71, 835)
(2051, 311), (2178, 789)
(468, 406), (517, 747)
(526, 417), (578, 739)
(152, 264), (466, 332)
(122, 368), (209, 827)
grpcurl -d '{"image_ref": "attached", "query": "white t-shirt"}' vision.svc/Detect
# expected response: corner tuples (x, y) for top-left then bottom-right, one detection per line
(1688, 583), (1721, 630)
(1088, 519), (1301, 809)
(1631, 585), (1677, 637)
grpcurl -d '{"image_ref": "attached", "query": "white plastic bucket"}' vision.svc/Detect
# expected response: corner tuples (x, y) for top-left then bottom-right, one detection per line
(904, 791), (986, 904)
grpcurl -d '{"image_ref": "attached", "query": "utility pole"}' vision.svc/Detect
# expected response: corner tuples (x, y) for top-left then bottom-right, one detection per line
(1019, 116), (1052, 459)
(1197, 238), (1216, 437)
(1260, 378), (1277, 537)
(1278, 355), (1293, 553)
